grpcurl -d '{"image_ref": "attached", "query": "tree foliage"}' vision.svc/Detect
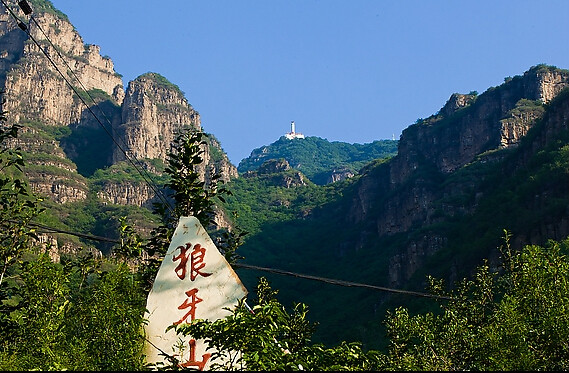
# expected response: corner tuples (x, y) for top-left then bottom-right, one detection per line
(173, 277), (383, 371)
(0, 105), (147, 370)
(142, 127), (235, 290)
(3, 99), (569, 370)
(381, 231), (569, 371)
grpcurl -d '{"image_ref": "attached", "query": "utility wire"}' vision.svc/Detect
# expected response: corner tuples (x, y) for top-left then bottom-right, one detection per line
(5, 219), (120, 243)
(233, 263), (453, 301)
(30, 221), (121, 244)
(13, 218), (452, 301)
(2, 1), (452, 302)
(1, 0), (175, 213)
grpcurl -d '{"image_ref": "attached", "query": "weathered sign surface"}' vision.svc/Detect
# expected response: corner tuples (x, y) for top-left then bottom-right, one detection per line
(144, 216), (248, 370)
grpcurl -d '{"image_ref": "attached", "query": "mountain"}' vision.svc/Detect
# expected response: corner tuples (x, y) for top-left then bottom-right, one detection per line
(2, 0), (569, 353)
(0, 1), (236, 254)
(227, 64), (569, 348)
(238, 136), (398, 185)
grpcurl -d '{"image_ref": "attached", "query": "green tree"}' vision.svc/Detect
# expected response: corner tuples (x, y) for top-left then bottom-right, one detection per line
(0, 105), (147, 370)
(174, 277), (383, 371)
(152, 127), (226, 228)
(381, 231), (569, 370)
(0, 116), (44, 287)
(64, 260), (147, 370)
(143, 127), (238, 289)
(0, 253), (71, 370)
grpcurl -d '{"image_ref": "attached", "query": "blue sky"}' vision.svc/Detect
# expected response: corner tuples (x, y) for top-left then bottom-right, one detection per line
(48, 0), (569, 165)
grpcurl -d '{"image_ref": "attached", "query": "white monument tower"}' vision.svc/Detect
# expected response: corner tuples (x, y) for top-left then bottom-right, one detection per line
(285, 120), (305, 139)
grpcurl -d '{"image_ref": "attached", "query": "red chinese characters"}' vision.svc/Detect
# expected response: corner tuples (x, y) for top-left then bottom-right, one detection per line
(173, 243), (212, 280)
(173, 288), (202, 326)
(179, 339), (211, 370)
(171, 242), (213, 370)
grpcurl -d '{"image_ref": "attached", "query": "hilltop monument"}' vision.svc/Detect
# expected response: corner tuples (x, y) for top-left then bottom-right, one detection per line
(285, 121), (305, 139)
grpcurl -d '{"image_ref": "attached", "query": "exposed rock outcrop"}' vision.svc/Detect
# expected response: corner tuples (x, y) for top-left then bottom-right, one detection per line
(245, 158), (307, 188)
(0, 2), (239, 254)
(346, 65), (569, 287)
(33, 233), (103, 264)
(115, 73), (199, 163)
(28, 172), (88, 203)
(326, 168), (355, 183)
(5, 125), (88, 203)
(1, 10), (124, 125)
(97, 181), (157, 208)
(258, 158), (291, 174)
(0, 3), (237, 210)
(439, 92), (477, 117)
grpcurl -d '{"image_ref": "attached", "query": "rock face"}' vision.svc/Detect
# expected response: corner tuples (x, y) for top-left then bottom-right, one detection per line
(246, 158), (308, 188)
(97, 181), (157, 209)
(391, 67), (568, 180)
(326, 168), (355, 183)
(1, 10), (124, 126)
(0, 2), (237, 237)
(345, 65), (569, 287)
(115, 73), (200, 163)
(439, 92), (477, 117)
(258, 158), (291, 174)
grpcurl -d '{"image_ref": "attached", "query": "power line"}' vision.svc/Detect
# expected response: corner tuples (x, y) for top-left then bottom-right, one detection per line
(0, 0), (175, 213)
(2, 1), (452, 303)
(233, 263), (453, 301)
(30, 221), (120, 244)
(6, 219), (120, 243)
(16, 218), (451, 301)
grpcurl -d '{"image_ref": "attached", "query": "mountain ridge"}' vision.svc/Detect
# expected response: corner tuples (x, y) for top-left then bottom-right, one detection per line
(238, 135), (398, 185)
(2, 0), (569, 351)
(227, 65), (569, 347)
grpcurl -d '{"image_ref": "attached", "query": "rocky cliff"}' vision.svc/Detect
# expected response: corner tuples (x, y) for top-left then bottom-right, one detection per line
(0, 1), (236, 224)
(0, 8), (124, 125)
(115, 73), (199, 163)
(345, 65), (569, 287)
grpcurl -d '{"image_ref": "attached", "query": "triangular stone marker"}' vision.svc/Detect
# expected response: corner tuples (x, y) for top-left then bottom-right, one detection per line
(143, 216), (248, 370)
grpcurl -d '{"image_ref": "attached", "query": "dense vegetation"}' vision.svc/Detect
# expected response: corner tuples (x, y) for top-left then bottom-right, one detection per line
(4, 67), (568, 357)
(221, 172), (347, 237)
(237, 136), (398, 185)
(178, 233), (569, 371)
(3, 101), (569, 369)
(223, 87), (569, 349)
(1, 114), (147, 370)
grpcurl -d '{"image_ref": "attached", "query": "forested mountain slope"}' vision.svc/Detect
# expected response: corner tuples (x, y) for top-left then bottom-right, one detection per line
(238, 136), (398, 185)
(2, 0), (569, 353)
(228, 65), (569, 348)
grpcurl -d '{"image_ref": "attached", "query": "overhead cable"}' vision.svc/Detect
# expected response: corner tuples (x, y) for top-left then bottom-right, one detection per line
(233, 262), (454, 301)
(13, 219), (451, 300)
(6, 219), (121, 243)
